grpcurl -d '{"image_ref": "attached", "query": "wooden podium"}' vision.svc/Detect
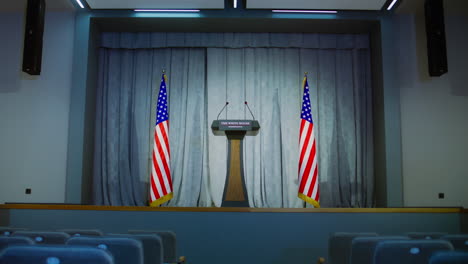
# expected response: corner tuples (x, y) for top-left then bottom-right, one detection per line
(211, 120), (260, 207)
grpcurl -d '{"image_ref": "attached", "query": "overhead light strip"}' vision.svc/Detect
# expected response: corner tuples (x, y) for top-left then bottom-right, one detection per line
(387, 0), (398, 10)
(272, 10), (338, 14)
(75, 0), (85, 8)
(134, 9), (200, 12)
(234, 0), (238, 8)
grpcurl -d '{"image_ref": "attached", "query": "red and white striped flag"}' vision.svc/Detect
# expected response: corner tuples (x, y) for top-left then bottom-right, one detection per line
(298, 75), (320, 208)
(149, 74), (173, 207)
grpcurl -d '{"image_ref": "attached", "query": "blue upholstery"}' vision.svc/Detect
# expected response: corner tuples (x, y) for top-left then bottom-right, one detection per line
(374, 239), (454, 264)
(350, 236), (409, 264)
(328, 232), (378, 264)
(128, 230), (177, 263)
(57, 229), (104, 237)
(429, 251), (468, 263)
(0, 236), (34, 252)
(108, 234), (163, 264)
(0, 227), (27, 236)
(441, 235), (468, 252)
(11, 231), (70, 244)
(67, 236), (144, 264)
(407, 232), (448, 240)
(0, 245), (114, 264)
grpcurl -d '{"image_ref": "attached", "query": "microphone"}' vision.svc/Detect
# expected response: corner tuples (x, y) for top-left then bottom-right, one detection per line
(216, 102), (229, 120)
(244, 101), (256, 120)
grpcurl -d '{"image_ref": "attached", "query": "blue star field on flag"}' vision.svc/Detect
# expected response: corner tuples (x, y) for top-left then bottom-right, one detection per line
(156, 74), (169, 125)
(301, 79), (313, 123)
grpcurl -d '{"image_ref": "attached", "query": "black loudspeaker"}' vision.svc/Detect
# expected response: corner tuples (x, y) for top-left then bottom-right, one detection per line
(23, 0), (46, 75)
(424, 0), (448, 77)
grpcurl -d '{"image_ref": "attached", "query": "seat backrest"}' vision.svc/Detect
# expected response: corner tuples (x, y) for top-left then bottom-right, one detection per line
(128, 230), (177, 263)
(0, 236), (35, 252)
(11, 231), (70, 245)
(0, 245), (115, 264)
(67, 236), (144, 264)
(350, 236), (409, 264)
(374, 239), (454, 264)
(0, 227), (27, 237)
(58, 229), (104, 237)
(108, 233), (163, 264)
(429, 251), (468, 264)
(328, 232), (378, 264)
(407, 232), (448, 240)
(441, 235), (468, 252)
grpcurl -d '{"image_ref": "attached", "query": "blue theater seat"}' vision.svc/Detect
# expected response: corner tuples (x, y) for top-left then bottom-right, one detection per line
(374, 239), (454, 264)
(0, 236), (34, 252)
(407, 232), (448, 240)
(350, 236), (409, 264)
(441, 235), (468, 252)
(67, 236), (144, 264)
(0, 227), (27, 237)
(57, 229), (104, 237)
(11, 231), (70, 245)
(429, 251), (468, 264)
(328, 232), (378, 264)
(0, 245), (115, 264)
(108, 233), (163, 264)
(128, 230), (178, 263)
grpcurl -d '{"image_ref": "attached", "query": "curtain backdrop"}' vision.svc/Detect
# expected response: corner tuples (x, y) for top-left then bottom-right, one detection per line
(93, 32), (374, 207)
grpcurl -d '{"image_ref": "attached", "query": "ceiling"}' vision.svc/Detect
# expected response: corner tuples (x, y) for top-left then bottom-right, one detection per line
(86, 0), (224, 9)
(15, 0), (453, 15)
(0, 0), (399, 11)
(85, 0), (390, 10)
(247, 0), (389, 10)
(0, 0), (74, 11)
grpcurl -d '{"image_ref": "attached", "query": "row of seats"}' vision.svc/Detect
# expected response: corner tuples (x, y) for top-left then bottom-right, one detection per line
(1, 244), (116, 264)
(0, 227), (182, 264)
(326, 232), (468, 264)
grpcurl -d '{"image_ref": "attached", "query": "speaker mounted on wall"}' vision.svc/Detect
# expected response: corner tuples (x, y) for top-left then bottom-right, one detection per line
(425, 0), (448, 77)
(23, 0), (46, 75)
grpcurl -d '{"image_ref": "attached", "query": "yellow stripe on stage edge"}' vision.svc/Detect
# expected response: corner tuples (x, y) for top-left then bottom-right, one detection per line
(298, 193), (320, 208)
(150, 192), (173, 207)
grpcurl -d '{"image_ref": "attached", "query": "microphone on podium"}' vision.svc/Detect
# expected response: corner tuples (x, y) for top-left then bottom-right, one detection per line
(244, 101), (256, 120)
(216, 102), (229, 120)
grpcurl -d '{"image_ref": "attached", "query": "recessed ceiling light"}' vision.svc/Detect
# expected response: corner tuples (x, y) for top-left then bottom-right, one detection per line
(387, 0), (398, 10)
(134, 9), (200, 12)
(75, 0), (84, 8)
(272, 10), (338, 14)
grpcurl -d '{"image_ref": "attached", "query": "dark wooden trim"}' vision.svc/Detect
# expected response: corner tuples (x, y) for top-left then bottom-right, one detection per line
(0, 204), (462, 213)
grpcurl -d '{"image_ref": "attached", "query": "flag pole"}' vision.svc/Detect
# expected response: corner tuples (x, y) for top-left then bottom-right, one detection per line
(162, 69), (167, 82)
(303, 72), (308, 91)
(301, 72), (308, 111)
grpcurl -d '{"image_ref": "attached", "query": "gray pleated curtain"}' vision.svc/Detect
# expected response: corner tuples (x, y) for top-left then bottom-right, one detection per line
(93, 32), (374, 207)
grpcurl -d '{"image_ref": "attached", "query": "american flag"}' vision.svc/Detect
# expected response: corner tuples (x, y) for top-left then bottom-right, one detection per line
(298, 76), (320, 208)
(149, 74), (173, 207)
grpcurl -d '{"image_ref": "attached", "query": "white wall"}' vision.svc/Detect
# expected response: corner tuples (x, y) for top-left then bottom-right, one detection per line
(0, 11), (75, 204)
(397, 0), (468, 207)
